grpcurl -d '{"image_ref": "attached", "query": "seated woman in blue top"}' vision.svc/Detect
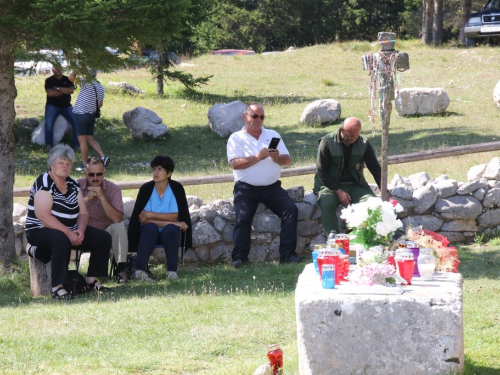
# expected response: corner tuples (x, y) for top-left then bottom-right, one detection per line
(128, 156), (192, 281)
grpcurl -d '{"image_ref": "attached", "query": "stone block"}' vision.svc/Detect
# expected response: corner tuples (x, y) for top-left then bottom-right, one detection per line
(192, 221), (221, 247)
(390, 185), (413, 199)
(412, 184), (437, 214)
(402, 215), (443, 232)
(482, 188), (500, 208)
(296, 264), (464, 375)
(483, 157), (500, 180)
(408, 171), (430, 189)
(395, 87), (450, 115)
(199, 208), (217, 222)
(296, 202), (316, 221)
(457, 179), (488, 195)
(210, 243), (231, 262)
(297, 219), (323, 237)
(253, 212), (281, 234)
(437, 232), (466, 244)
(467, 164), (487, 182)
(432, 179), (458, 198)
(248, 245), (268, 263)
(286, 186), (305, 202)
(435, 196), (482, 220)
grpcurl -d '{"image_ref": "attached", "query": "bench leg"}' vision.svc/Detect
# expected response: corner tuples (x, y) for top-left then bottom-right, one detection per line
(29, 256), (52, 296)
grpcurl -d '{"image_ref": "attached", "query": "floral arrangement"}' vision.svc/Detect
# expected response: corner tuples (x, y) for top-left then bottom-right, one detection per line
(340, 197), (404, 249)
(349, 261), (398, 286)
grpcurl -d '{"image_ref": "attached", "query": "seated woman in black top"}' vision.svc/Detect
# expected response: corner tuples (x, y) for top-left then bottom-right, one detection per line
(25, 144), (112, 299)
(128, 155), (192, 281)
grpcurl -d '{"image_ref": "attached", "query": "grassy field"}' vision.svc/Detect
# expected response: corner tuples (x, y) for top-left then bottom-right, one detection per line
(6, 40), (500, 374)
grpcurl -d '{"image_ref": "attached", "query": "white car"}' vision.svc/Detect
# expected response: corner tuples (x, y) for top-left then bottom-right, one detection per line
(14, 49), (68, 76)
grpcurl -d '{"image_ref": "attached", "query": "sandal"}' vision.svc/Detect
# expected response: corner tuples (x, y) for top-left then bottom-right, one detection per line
(51, 287), (71, 300)
(87, 280), (112, 293)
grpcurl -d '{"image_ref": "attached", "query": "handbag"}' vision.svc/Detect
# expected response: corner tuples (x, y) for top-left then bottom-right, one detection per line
(92, 84), (101, 118)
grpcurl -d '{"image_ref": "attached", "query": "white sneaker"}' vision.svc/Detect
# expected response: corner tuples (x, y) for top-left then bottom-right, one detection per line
(167, 271), (179, 280)
(135, 270), (154, 282)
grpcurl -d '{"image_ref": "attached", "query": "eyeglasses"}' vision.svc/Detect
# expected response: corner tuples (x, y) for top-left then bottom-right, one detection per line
(87, 173), (104, 177)
(151, 167), (166, 173)
(248, 113), (265, 120)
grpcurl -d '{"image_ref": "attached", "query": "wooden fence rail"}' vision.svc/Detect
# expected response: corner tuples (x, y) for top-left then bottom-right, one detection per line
(13, 141), (500, 197)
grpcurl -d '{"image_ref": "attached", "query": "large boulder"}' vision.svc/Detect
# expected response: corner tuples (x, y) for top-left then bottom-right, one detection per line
(435, 196), (482, 220)
(207, 101), (246, 137)
(395, 88), (450, 115)
(108, 81), (145, 94)
(31, 115), (72, 145)
(300, 99), (341, 125)
(122, 107), (168, 139)
(494, 80), (500, 108)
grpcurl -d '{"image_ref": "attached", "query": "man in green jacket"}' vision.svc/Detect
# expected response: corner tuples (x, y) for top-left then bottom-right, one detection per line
(314, 117), (382, 237)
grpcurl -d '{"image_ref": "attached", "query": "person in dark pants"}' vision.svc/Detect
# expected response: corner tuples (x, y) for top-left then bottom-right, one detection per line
(25, 144), (112, 300)
(44, 66), (79, 151)
(314, 117), (382, 237)
(128, 156), (192, 281)
(227, 102), (300, 267)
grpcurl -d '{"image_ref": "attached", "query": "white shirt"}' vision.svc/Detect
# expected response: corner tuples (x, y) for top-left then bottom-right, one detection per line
(227, 126), (289, 186)
(73, 81), (105, 114)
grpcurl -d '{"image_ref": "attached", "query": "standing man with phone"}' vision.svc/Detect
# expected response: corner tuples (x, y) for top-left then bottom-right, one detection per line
(227, 102), (300, 267)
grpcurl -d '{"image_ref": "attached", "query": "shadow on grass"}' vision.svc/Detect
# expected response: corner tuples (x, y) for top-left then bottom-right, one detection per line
(0, 261), (307, 307)
(463, 355), (500, 375)
(457, 245), (500, 280)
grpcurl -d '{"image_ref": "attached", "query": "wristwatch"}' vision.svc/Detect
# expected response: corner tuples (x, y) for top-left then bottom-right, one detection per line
(56, 87), (60, 91)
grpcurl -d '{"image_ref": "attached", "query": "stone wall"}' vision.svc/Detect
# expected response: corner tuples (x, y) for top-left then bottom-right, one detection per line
(12, 156), (500, 263)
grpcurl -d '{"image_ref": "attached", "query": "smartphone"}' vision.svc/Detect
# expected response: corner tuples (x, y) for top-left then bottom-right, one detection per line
(268, 137), (281, 149)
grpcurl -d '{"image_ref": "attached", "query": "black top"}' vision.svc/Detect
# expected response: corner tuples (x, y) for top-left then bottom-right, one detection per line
(128, 180), (193, 252)
(45, 75), (75, 108)
(25, 172), (80, 232)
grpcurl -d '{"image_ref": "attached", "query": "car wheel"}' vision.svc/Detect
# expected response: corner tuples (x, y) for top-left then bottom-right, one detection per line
(465, 37), (475, 48)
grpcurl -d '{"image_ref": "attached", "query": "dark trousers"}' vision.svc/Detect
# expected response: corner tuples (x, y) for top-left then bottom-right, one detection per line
(26, 226), (111, 287)
(135, 223), (181, 272)
(232, 180), (298, 262)
(44, 103), (78, 148)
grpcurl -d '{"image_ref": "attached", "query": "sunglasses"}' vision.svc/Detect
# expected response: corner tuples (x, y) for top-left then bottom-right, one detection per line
(248, 114), (265, 120)
(87, 173), (104, 177)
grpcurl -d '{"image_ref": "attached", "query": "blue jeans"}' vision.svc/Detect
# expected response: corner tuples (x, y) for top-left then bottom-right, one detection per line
(232, 180), (298, 262)
(135, 223), (181, 272)
(44, 104), (78, 147)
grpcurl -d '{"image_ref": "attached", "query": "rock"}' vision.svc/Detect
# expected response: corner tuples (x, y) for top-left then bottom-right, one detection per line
(303, 191), (318, 206)
(186, 195), (203, 208)
(311, 206), (322, 221)
(457, 179), (488, 195)
(210, 243), (231, 262)
(195, 245), (210, 262)
(212, 215), (226, 232)
(412, 184), (438, 214)
(408, 172), (431, 189)
(13, 203), (27, 222)
(297, 219), (323, 237)
(151, 247), (166, 263)
(14, 223), (24, 236)
(183, 248), (199, 263)
(207, 101), (246, 137)
(249, 245), (268, 263)
(253, 212), (281, 234)
(295, 235), (307, 255)
(494, 79), (500, 108)
(300, 99), (341, 125)
(296, 202), (316, 221)
(395, 87), (450, 115)
(437, 231), (466, 244)
(19, 117), (39, 129)
(108, 81), (145, 94)
(192, 221), (221, 247)
(467, 164), (487, 182)
(250, 232), (273, 244)
(31, 115), (72, 145)
(488, 180), (500, 189)
(218, 203), (236, 221)
(483, 157), (500, 180)
(390, 174), (411, 187)
(190, 212), (200, 225)
(401, 215), (443, 232)
(222, 223), (235, 242)
(435, 196), (482, 220)
(199, 208), (217, 223)
(391, 185), (413, 199)
(268, 236), (280, 261)
(432, 179), (458, 198)
(483, 188), (500, 208)
(122, 197), (135, 220)
(441, 219), (478, 232)
(122, 107), (168, 139)
(473, 188), (486, 201)
(392, 198), (413, 218)
(286, 186), (305, 202)
(308, 234), (326, 251)
(15, 238), (22, 256)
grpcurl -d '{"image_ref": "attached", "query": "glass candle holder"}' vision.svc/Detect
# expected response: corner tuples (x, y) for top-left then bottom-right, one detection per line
(395, 249), (415, 285)
(335, 233), (350, 256)
(406, 241), (421, 277)
(321, 264), (336, 289)
(417, 248), (436, 281)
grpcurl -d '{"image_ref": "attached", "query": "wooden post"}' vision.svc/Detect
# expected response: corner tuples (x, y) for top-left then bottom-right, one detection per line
(29, 257), (52, 296)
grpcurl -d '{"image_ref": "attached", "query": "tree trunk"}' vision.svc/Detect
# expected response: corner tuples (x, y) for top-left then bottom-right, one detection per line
(156, 45), (164, 96)
(422, 0), (434, 44)
(432, 0), (444, 45)
(0, 41), (17, 271)
(459, 0), (472, 44)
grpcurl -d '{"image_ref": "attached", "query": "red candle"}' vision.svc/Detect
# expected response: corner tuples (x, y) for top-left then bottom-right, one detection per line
(267, 344), (283, 375)
(335, 234), (350, 256)
(397, 259), (415, 285)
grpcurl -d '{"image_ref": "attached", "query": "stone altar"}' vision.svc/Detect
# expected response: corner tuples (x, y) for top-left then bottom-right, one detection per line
(295, 264), (464, 375)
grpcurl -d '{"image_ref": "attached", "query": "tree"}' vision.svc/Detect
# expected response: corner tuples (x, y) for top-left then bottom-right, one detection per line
(459, 0), (473, 44)
(0, 0), (193, 271)
(432, 0), (444, 44)
(422, 0), (434, 44)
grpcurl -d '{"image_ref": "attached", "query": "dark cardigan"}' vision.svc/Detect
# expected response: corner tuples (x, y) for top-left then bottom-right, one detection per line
(128, 179), (193, 253)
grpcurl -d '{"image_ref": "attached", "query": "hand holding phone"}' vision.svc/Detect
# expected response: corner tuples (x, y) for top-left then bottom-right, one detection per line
(268, 137), (281, 149)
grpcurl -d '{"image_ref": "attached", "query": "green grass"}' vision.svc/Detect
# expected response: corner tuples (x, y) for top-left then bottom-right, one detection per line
(7, 40), (500, 373)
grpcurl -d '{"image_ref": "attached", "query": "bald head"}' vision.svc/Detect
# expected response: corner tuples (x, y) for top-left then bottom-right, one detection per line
(340, 117), (361, 146)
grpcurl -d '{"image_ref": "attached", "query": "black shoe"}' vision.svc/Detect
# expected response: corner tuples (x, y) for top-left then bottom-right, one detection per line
(280, 255), (302, 264)
(87, 280), (112, 293)
(51, 287), (71, 300)
(232, 259), (248, 268)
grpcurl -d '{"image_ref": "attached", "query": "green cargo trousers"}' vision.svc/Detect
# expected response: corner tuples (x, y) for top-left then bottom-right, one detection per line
(317, 181), (376, 238)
